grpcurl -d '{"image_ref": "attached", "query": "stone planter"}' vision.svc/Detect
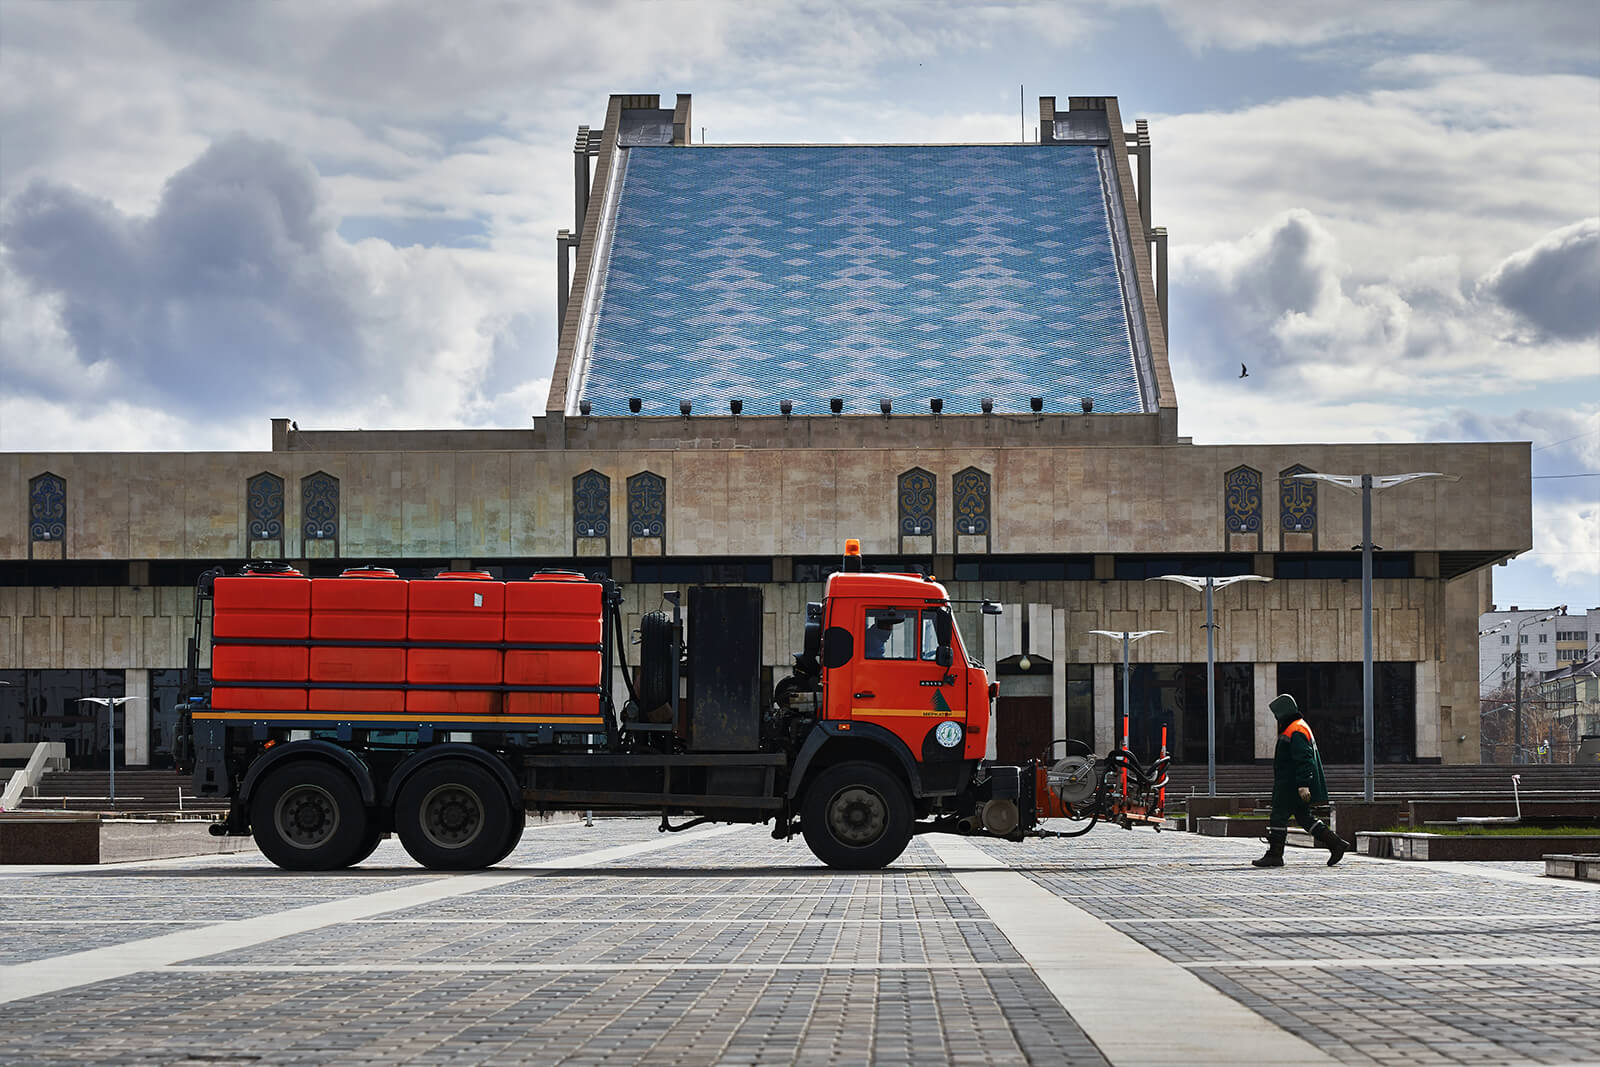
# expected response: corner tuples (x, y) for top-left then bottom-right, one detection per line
(1357, 831), (1600, 861)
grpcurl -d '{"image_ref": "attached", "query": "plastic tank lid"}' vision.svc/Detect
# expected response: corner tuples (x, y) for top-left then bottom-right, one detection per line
(528, 569), (588, 580)
(340, 566), (400, 577)
(432, 570), (496, 580)
(238, 562), (303, 576)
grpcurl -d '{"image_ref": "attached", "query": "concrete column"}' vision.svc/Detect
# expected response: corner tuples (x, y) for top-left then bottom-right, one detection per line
(1153, 227), (1168, 338)
(124, 670), (150, 767)
(1254, 662), (1276, 759)
(556, 230), (572, 338)
(1093, 663), (1115, 753)
(1135, 120), (1151, 236)
(1416, 658), (1440, 759)
(1051, 607), (1067, 749)
(574, 126), (591, 234)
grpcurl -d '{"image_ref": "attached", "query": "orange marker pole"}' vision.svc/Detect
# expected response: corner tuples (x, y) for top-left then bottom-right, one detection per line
(1159, 725), (1168, 812)
(1121, 713), (1129, 800)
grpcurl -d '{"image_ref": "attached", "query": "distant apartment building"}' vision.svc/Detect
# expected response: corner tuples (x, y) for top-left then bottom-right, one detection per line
(1479, 605), (1600, 694)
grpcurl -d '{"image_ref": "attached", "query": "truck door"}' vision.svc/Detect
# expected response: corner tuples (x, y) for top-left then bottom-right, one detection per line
(850, 607), (968, 759)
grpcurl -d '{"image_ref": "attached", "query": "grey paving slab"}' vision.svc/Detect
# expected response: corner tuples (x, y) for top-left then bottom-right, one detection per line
(972, 824), (1600, 1066)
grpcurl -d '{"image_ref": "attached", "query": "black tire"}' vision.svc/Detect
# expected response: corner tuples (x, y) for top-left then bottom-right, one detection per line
(490, 811), (527, 866)
(346, 825), (388, 867)
(800, 760), (914, 870)
(250, 761), (370, 872)
(394, 759), (515, 870)
(638, 610), (675, 713)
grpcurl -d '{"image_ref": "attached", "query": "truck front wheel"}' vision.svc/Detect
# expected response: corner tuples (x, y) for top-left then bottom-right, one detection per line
(250, 762), (371, 871)
(801, 761), (913, 870)
(394, 760), (515, 870)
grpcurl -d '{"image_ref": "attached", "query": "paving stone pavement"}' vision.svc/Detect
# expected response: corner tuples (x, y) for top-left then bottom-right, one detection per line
(974, 824), (1600, 1066)
(0, 816), (1593, 1065)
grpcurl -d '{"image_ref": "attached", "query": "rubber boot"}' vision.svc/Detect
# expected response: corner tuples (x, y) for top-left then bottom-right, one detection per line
(1252, 827), (1286, 868)
(1314, 824), (1352, 866)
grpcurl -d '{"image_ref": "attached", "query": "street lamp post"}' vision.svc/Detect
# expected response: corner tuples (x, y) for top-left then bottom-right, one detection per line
(1291, 472), (1457, 799)
(1146, 574), (1271, 796)
(75, 696), (143, 807)
(1089, 629), (1165, 755)
(1483, 608), (1564, 763)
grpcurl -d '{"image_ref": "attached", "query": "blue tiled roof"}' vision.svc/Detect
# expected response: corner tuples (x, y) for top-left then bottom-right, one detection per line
(576, 145), (1143, 416)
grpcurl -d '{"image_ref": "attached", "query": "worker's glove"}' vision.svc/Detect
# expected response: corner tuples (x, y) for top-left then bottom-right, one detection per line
(1298, 786), (1312, 803)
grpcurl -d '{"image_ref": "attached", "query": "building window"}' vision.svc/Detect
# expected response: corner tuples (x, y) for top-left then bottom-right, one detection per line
(0, 669), (126, 768)
(952, 467), (990, 547)
(1114, 663), (1255, 765)
(1279, 464), (1317, 548)
(898, 467), (936, 553)
(1224, 465), (1262, 551)
(301, 471), (339, 552)
(1539, 633), (1548, 643)
(574, 470), (611, 552)
(1520, 634), (1529, 645)
(1501, 635), (1511, 645)
(247, 472), (285, 558)
(627, 471), (666, 544)
(1277, 661), (1416, 764)
(28, 472), (66, 556)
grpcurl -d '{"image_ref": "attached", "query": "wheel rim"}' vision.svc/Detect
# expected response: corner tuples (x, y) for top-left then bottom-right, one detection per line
(419, 783), (484, 850)
(826, 784), (887, 846)
(275, 784), (340, 850)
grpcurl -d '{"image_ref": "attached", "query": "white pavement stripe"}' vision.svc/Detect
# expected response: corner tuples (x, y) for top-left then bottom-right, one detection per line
(1391, 860), (1600, 890)
(163, 962), (1032, 973)
(351, 917), (967, 925)
(1182, 956), (1600, 970)
(0, 823), (746, 1005)
(1061, 888), (1453, 899)
(927, 835), (1339, 1067)
(1109, 913), (1596, 925)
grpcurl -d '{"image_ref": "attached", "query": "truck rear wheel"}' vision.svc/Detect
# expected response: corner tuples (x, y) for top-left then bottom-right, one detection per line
(250, 761), (370, 872)
(801, 761), (914, 870)
(394, 759), (515, 870)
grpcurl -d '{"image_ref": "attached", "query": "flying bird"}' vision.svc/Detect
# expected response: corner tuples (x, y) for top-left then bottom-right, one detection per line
(1239, 363), (1249, 379)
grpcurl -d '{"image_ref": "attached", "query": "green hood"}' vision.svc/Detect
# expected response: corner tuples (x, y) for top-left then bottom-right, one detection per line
(1269, 693), (1301, 724)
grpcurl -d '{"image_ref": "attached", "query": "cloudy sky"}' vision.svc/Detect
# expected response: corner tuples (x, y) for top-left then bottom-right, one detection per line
(1, 0), (1596, 612)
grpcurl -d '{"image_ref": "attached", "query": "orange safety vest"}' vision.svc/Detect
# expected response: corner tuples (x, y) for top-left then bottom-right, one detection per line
(1282, 718), (1315, 745)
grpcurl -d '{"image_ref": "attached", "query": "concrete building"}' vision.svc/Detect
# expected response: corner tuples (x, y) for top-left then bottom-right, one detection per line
(1, 93), (1533, 772)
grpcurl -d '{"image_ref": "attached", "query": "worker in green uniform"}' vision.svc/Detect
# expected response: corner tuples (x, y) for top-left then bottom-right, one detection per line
(1253, 693), (1352, 867)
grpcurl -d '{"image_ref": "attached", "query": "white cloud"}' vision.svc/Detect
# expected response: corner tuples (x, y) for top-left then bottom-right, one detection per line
(1481, 218), (1600, 341)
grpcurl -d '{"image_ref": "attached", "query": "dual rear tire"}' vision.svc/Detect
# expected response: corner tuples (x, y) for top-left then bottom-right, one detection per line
(250, 758), (522, 872)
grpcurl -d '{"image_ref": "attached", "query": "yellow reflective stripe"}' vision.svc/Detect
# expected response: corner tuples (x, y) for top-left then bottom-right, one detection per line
(854, 708), (959, 719)
(194, 712), (604, 725)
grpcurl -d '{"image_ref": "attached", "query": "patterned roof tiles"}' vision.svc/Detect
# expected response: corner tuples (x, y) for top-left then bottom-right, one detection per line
(576, 145), (1144, 416)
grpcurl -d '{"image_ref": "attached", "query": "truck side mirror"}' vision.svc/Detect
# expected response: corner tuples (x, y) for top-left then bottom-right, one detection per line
(822, 626), (854, 668)
(932, 608), (953, 667)
(981, 600), (1002, 615)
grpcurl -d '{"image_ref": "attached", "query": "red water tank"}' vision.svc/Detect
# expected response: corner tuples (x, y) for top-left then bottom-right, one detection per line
(406, 573), (504, 715)
(309, 567), (408, 714)
(211, 570), (310, 711)
(505, 576), (603, 719)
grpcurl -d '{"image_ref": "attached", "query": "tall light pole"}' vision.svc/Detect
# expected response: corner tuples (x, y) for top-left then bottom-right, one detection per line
(1146, 574), (1271, 796)
(75, 696), (142, 807)
(1089, 629), (1165, 755)
(1483, 608), (1564, 763)
(1291, 472), (1457, 799)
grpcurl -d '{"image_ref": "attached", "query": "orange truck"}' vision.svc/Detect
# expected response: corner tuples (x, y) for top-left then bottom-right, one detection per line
(185, 542), (1168, 870)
